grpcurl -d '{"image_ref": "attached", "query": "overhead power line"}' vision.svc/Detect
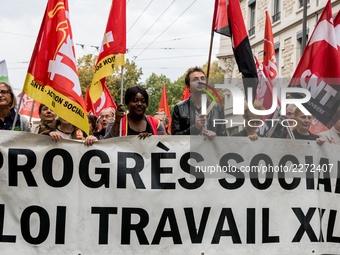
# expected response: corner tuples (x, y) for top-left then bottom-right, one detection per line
(135, 0), (197, 59)
(128, 0), (155, 32)
(128, 0), (176, 52)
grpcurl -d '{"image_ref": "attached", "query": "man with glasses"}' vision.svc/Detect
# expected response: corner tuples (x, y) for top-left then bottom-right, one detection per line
(171, 66), (226, 140)
(93, 107), (115, 139)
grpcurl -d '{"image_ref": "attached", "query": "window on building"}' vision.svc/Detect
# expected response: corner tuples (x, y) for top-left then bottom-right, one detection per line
(274, 42), (280, 74)
(248, 0), (256, 36)
(297, 29), (309, 58)
(299, 0), (310, 8)
(272, 0), (281, 23)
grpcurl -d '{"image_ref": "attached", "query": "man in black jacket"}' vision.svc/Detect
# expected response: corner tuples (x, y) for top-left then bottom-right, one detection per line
(171, 66), (227, 139)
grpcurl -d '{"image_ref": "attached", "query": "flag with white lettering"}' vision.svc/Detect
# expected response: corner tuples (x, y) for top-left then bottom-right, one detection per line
(212, 0), (258, 101)
(23, 0), (89, 134)
(89, 0), (126, 103)
(288, 0), (340, 128)
(0, 59), (9, 83)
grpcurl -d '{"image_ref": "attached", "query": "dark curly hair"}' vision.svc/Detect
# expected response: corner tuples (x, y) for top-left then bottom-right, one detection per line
(124, 85), (149, 106)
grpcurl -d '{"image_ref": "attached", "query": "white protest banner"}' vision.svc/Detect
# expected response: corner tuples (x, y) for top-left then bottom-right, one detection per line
(0, 131), (339, 255)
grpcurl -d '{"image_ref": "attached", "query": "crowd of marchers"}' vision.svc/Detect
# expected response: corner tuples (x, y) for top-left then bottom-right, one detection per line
(0, 66), (339, 146)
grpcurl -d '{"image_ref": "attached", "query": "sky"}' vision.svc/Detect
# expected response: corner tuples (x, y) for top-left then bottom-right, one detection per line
(0, 0), (221, 91)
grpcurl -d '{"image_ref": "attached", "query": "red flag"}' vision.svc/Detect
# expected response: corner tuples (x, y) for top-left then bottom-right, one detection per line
(92, 81), (117, 116)
(334, 10), (340, 44)
(17, 92), (40, 119)
(90, 0), (126, 102)
(85, 86), (95, 114)
(263, 11), (278, 81)
(289, 0), (340, 128)
(255, 56), (275, 111)
(22, 0), (89, 134)
(158, 84), (172, 133)
(181, 86), (190, 101)
(212, 0), (258, 100)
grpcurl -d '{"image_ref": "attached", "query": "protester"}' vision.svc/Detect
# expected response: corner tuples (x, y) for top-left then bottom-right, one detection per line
(40, 117), (98, 146)
(153, 111), (171, 135)
(284, 107), (325, 145)
(232, 101), (265, 141)
(32, 104), (57, 134)
(93, 107), (115, 140)
(104, 85), (165, 139)
(171, 66), (226, 140)
(270, 104), (296, 138)
(87, 114), (98, 134)
(0, 81), (31, 132)
(318, 119), (340, 145)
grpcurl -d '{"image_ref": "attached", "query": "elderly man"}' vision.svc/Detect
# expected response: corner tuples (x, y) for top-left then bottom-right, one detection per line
(93, 107), (115, 140)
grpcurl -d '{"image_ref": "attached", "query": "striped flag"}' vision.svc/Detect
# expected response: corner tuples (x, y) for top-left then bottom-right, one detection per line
(212, 0), (258, 100)
(23, 0), (89, 134)
(89, 0), (126, 103)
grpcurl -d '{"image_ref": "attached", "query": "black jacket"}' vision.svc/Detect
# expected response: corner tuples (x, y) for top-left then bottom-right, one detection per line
(171, 97), (227, 136)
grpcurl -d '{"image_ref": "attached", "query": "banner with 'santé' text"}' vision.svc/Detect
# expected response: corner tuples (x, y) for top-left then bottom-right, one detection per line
(0, 131), (340, 255)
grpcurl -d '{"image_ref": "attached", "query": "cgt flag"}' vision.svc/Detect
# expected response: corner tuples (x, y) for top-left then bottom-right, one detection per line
(212, 0), (258, 101)
(92, 81), (117, 116)
(263, 11), (278, 82)
(89, 0), (126, 103)
(288, 0), (340, 128)
(23, 0), (89, 134)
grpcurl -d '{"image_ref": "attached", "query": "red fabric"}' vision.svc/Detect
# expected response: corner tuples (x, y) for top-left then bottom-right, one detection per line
(92, 80), (117, 116)
(289, 0), (340, 128)
(23, 0), (89, 134)
(181, 86), (190, 101)
(17, 92), (40, 119)
(121, 115), (158, 136)
(158, 84), (172, 133)
(263, 11), (278, 80)
(96, 0), (126, 63)
(85, 86), (95, 114)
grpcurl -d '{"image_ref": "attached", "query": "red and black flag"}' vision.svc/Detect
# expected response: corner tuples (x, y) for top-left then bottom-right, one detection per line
(212, 0), (258, 101)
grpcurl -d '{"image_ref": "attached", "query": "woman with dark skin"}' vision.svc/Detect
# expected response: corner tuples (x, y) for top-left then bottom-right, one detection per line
(104, 85), (165, 139)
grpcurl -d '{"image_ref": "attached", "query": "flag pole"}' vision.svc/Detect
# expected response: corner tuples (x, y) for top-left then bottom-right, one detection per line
(12, 90), (25, 131)
(120, 65), (124, 104)
(206, 30), (215, 83)
(119, 65), (124, 137)
(29, 100), (36, 124)
(301, 0), (308, 54)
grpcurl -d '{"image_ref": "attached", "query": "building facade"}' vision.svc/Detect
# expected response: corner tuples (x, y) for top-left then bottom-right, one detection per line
(217, 0), (340, 135)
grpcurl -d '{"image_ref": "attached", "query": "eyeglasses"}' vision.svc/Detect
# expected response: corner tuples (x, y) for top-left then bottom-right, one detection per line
(100, 115), (113, 119)
(0, 90), (10, 95)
